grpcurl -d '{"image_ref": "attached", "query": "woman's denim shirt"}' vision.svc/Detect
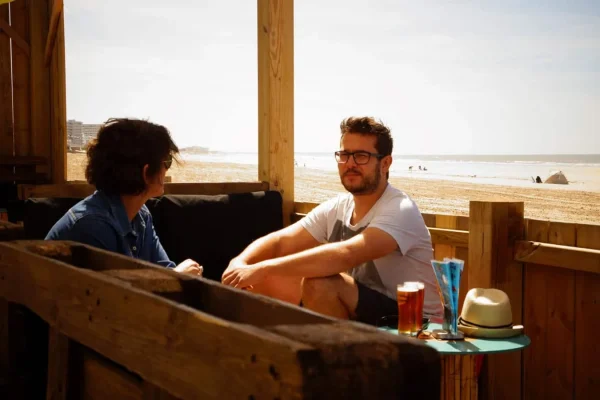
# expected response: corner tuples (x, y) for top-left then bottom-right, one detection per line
(45, 190), (175, 268)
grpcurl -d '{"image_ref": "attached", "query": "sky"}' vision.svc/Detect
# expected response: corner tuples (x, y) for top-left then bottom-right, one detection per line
(63, 0), (599, 154)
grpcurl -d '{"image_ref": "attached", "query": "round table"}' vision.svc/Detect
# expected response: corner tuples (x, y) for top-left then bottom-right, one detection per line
(379, 323), (530, 399)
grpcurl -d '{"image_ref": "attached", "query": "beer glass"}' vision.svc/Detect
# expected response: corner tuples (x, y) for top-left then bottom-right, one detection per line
(396, 284), (419, 336)
(404, 281), (425, 333)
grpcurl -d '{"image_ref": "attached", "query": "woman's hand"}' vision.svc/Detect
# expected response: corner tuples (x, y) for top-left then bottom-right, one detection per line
(174, 259), (203, 276)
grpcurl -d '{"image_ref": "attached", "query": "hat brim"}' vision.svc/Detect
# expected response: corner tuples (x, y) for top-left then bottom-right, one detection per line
(458, 324), (524, 339)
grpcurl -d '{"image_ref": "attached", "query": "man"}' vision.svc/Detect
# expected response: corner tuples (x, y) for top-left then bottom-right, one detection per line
(46, 118), (202, 276)
(222, 117), (440, 324)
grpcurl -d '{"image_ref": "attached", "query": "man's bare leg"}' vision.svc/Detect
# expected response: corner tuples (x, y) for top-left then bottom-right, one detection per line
(249, 275), (303, 305)
(301, 273), (359, 319)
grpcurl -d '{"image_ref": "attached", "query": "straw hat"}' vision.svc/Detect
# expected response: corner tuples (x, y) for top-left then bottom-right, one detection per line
(458, 288), (524, 338)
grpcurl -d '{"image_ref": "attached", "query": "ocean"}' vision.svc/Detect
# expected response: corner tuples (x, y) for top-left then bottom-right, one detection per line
(181, 152), (600, 193)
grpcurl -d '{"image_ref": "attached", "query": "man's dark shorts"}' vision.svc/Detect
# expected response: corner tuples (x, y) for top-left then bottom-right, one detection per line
(354, 281), (397, 326)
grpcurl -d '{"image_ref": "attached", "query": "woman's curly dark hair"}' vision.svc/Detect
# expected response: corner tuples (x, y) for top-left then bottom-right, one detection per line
(85, 118), (179, 195)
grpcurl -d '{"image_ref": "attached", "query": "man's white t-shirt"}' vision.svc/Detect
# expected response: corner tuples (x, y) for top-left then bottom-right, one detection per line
(299, 184), (442, 317)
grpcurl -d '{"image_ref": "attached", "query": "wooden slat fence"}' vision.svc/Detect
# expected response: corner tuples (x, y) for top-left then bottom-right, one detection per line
(294, 201), (600, 400)
(0, 0), (65, 184)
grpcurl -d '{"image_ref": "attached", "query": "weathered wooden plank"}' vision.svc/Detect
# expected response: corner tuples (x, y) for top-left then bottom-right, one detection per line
(293, 201), (318, 215)
(434, 215), (456, 261)
(422, 212), (436, 228)
(468, 201), (525, 399)
(429, 227), (469, 247)
(0, 242), (312, 399)
(11, 0), (30, 158)
(48, 0), (66, 183)
(0, 241), (441, 398)
(44, 0), (62, 66)
(29, 0), (51, 179)
(142, 381), (180, 400)
(80, 348), (144, 400)
(523, 219), (549, 400)
(544, 222), (575, 400)
(46, 327), (70, 400)
(267, 323), (441, 399)
(0, 17), (29, 56)
(258, 0), (294, 226)
(18, 182), (271, 199)
(0, 4), (12, 157)
(10, 241), (330, 327)
(574, 224), (600, 399)
(0, 298), (7, 386)
(514, 241), (600, 273)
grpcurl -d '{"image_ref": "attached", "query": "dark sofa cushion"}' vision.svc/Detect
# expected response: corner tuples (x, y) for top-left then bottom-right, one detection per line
(23, 198), (82, 240)
(23, 192), (283, 281)
(148, 192), (283, 280)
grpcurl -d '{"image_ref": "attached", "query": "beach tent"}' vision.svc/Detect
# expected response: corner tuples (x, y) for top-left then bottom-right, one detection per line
(544, 171), (569, 185)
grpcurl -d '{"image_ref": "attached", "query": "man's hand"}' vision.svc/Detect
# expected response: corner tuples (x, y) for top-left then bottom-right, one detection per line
(222, 264), (266, 289)
(174, 259), (203, 276)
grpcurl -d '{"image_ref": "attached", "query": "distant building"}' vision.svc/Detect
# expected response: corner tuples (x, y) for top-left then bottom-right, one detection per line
(67, 120), (83, 150)
(66, 120), (103, 150)
(82, 124), (103, 146)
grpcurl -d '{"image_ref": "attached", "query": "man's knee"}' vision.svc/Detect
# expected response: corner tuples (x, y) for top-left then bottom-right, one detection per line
(302, 275), (343, 302)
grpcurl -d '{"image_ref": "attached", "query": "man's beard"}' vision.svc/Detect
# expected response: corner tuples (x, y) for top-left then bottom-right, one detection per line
(340, 166), (382, 195)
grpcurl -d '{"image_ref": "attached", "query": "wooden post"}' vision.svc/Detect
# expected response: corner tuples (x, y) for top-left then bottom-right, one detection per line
(468, 201), (525, 399)
(257, 0), (294, 226)
(48, 0), (66, 183)
(46, 328), (70, 400)
(29, 0), (52, 179)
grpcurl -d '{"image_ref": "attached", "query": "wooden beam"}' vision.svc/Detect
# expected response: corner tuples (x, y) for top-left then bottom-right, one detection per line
(29, 0), (52, 180)
(258, 0), (294, 226)
(0, 18), (30, 57)
(514, 240), (600, 274)
(0, 5), (12, 157)
(0, 242), (314, 399)
(10, 0), (31, 158)
(429, 227), (469, 247)
(18, 182), (270, 199)
(0, 241), (441, 398)
(46, 328), (71, 400)
(49, 0), (66, 183)
(44, 0), (62, 67)
(468, 201), (525, 399)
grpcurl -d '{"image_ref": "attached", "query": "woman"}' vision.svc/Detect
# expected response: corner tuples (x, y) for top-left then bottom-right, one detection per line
(46, 118), (202, 275)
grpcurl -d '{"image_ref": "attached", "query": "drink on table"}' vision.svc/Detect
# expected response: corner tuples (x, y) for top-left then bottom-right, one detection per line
(396, 284), (419, 336)
(404, 281), (425, 333)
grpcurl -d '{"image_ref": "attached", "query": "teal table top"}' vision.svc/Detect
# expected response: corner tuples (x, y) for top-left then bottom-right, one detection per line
(379, 323), (531, 355)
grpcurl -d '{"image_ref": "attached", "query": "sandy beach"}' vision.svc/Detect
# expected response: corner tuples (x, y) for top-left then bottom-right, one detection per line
(67, 153), (600, 225)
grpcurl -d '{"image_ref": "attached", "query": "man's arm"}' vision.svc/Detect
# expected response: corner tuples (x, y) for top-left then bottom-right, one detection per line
(224, 220), (321, 272)
(222, 227), (398, 288)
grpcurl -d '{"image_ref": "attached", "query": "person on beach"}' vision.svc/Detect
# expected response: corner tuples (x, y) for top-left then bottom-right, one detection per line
(222, 116), (440, 325)
(46, 118), (202, 276)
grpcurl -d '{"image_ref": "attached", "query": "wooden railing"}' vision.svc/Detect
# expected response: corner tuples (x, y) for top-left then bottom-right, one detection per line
(0, 240), (441, 399)
(294, 200), (600, 400)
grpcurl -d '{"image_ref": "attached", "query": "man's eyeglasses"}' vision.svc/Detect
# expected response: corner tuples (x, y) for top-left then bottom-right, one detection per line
(162, 159), (173, 170)
(334, 151), (384, 165)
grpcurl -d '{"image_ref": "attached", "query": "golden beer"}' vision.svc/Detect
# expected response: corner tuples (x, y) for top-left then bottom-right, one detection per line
(396, 284), (419, 335)
(404, 281), (425, 333)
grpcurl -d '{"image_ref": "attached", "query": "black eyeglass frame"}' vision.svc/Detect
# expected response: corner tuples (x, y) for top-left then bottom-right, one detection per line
(334, 150), (385, 165)
(162, 159), (173, 170)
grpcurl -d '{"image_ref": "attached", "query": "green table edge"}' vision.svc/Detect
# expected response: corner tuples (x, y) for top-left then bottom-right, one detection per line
(378, 323), (531, 355)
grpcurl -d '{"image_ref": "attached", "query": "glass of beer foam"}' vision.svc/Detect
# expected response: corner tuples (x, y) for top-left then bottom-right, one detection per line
(404, 281), (425, 334)
(397, 284), (419, 336)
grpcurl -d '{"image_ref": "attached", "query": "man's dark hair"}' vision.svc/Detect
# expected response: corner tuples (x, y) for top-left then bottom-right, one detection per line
(340, 116), (393, 156)
(85, 118), (179, 195)
(340, 116), (393, 178)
